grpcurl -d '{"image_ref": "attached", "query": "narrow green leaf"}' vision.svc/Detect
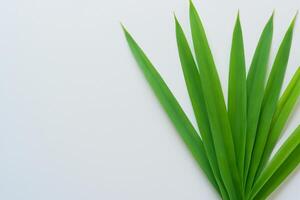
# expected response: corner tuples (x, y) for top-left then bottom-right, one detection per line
(253, 146), (300, 200)
(189, 2), (242, 199)
(250, 125), (300, 200)
(257, 67), (300, 176)
(244, 14), (274, 185)
(122, 26), (219, 191)
(246, 15), (297, 192)
(175, 17), (229, 200)
(228, 13), (247, 179)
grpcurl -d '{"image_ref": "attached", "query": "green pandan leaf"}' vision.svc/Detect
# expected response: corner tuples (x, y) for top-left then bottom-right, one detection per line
(257, 67), (300, 175)
(228, 13), (247, 179)
(244, 14), (273, 189)
(122, 25), (219, 191)
(189, 2), (242, 199)
(250, 125), (300, 200)
(175, 17), (229, 199)
(246, 14), (297, 193)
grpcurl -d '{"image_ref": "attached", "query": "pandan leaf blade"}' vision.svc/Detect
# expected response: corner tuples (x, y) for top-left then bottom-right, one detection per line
(175, 17), (229, 200)
(244, 14), (274, 186)
(189, 2), (242, 199)
(257, 67), (300, 177)
(250, 125), (300, 200)
(246, 14), (297, 192)
(228, 13), (247, 179)
(122, 26), (219, 191)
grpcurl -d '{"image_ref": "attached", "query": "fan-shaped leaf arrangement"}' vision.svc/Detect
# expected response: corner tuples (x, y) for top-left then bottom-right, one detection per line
(122, 1), (300, 199)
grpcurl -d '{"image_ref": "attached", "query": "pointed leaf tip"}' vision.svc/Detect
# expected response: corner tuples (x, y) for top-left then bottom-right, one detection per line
(270, 12), (274, 21)
(236, 12), (241, 24)
(266, 11), (275, 26)
(266, 12), (274, 27)
(291, 11), (298, 25)
(189, 0), (196, 10)
(120, 23), (127, 33)
(174, 14), (179, 24)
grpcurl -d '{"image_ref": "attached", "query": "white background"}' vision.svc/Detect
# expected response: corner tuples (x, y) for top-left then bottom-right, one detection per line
(1, 0), (300, 199)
